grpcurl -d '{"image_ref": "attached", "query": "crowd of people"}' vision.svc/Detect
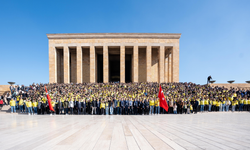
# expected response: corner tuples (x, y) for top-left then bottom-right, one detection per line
(0, 82), (250, 115)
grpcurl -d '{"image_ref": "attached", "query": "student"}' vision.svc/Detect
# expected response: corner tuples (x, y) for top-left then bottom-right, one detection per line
(92, 98), (97, 115)
(190, 103), (193, 114)
(129, 98), (133, 115)
(100, 100), (105, 115)
(200, 98), (205, 112)
(173, 103), (177, 114)
(10, 99), (16, 113)
(149, 98), (154, 115)
(105, 100), (109, 115)
(19, 98), (24, 113)
(109, 99), (113, 115)
(145, 99), (149, 115)
(222, 98), (226, 112)
(69, 99), (74, 115)
(26, 99), (33, 115)
(155, 99), (160, 115)
(243, 97), (248, 111)
(208, 99), (212, 112)
(64, 99), (69, 115)
(225, 99), (231, 112)
(187, 102), (191, 114)
(32, 100), (38, 115)
(232, 100), (236, 112)
(133, 99), (138, 115)
(58, 99), (64, 115)
(183, 102), (187, 114)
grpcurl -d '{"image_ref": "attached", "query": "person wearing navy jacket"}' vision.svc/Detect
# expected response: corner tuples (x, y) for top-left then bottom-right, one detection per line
(133, 99), (138, 115)
(120, 98), (124, 115)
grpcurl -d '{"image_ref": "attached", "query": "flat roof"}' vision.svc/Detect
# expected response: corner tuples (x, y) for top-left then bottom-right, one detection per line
(47, 33), (181, 39)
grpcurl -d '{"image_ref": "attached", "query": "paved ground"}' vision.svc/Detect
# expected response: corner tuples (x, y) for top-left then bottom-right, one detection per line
(0, 112), (250, 150)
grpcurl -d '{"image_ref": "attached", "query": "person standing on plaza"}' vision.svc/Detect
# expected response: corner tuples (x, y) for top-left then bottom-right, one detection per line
(225, 98), (231, 112)
(0, 98), (3, 110)
(133, 98), (138, 115)
(38, 99), (42, 114)
(69, 99), (74, 115)
(19, 97), (24, 113)
(10, 98), (16, 113)
(155, 98), (160, 115)
(76, 98), (82, 115)
(64, 99), (69, 115)
(149, 98), (154, 115)
(32, 100), (38, 115)
(110, 99), (114, 115)
(129, 98), (133, 114)
(105, 99), (109, 115)
(173, 103), (177, 114)
(194, 99), (199, 114)
(200, 98), (205, 112)
(116, 99), (120, 115)
(26, 99), (33, 115)
(145, 99), (149, 115)
(113, 97), (117, 115)
(169, 99), (173, 114)
(120, 98), (124, 115)
(58, 99), (63, 114)
(96, 99), (100, 115)
(140, 99), (145, 115)
(100, 100), (105, 115)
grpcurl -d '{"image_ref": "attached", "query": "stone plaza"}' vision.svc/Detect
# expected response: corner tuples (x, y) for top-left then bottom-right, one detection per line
(1, 112), (250, 150)
(47, 33), (181, 83)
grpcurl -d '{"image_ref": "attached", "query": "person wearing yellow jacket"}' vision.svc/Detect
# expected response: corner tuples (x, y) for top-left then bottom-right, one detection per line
(26, 99), (33, 115)
(10, 99), (16, 113)
(32, 100), (38, 115)
(19, 98), (24, 113)
(154, 99), (160, 114)
(100, 100), (105, 115)
(149, 98), (155, 115)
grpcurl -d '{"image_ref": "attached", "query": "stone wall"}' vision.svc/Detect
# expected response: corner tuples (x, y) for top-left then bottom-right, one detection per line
(0, 85), (10, 95)
(210, 83), (250, 90)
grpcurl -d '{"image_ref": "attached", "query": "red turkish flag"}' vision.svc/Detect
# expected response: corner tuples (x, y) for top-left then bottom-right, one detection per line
(158, 84), (169, 112)
(45, 86), (55, 112)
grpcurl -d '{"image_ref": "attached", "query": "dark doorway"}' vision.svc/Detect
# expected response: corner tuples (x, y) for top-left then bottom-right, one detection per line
(97, 54), (103, 83)
(125, 54), (132, 83)
(109, 55), (120, 82)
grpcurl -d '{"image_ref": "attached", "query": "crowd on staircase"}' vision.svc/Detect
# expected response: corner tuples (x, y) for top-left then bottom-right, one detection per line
(0, 82), (250, 115)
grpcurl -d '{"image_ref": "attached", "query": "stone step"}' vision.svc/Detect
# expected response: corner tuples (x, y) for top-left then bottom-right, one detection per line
(1, 105), (11, 112)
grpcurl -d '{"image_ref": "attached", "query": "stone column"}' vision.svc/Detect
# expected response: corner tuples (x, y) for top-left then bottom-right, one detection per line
(165, 51), (169, 83)
(76, 46), (82, 83)
(168, 49), (172, 82)
(146, 46), (151, 82)
(159, 46), (165, 83)
(103, 46), (109, 83)
(133, 46), (138, 82)
(49, 45), (56, 83)
(120, 46), (125, 83)
(63, 46), (70, 83)
(172, 45), (179, 82)
(90, 46), (95, 83)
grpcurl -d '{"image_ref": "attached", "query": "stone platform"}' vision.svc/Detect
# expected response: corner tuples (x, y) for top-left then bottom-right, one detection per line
(0, 113), (250, 150)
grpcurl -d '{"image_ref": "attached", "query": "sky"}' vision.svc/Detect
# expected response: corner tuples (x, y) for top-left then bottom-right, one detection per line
(0, 0), (250, 85)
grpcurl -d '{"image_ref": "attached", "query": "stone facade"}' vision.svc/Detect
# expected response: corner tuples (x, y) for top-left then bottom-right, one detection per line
(47, 33), (181, 83)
